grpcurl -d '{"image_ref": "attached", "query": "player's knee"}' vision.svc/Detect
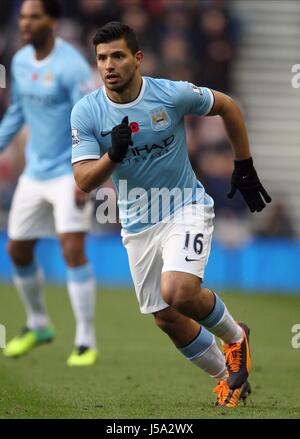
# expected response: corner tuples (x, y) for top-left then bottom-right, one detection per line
(161, 277), (198, 311)
(7, 241), (34, 266)
(62, 240), (86, 267)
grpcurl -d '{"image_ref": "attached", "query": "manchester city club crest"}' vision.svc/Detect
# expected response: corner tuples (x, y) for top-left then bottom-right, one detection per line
(151, 106), (171, 131)
(43, 71), (54, 87)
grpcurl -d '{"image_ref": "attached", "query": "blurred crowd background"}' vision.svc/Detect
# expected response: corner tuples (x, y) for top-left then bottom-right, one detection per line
(0, 0), (298, 248)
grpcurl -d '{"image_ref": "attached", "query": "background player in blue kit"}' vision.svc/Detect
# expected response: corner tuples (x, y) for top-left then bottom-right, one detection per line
(0, 0), (98, 366)
(72, 22), (271, 406)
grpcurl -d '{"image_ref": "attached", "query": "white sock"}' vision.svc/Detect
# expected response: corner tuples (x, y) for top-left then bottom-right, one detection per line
(191, 341), (228, 381)
(209, 306), (244, 344)
(178, 327), (227, 380)
(13, 262), (49, 330)
(199, 293), (243, 344)
(67, 263), (96, 349)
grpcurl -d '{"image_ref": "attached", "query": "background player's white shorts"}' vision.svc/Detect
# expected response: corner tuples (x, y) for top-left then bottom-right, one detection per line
(8, 174), (93, 240)
(122, 203), (215, 314)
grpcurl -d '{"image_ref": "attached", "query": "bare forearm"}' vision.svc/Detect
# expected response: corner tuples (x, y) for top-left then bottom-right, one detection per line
(222, 101), (251, 160)
(209, 90), (251, 160)
(73, 154), (117, 193)
(0, 105), (24, 152)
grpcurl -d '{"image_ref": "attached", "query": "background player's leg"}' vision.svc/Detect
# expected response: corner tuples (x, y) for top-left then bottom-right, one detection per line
(59, 232), (97, 358)
(153, 307), (227, 381)
(3, 239), (54, 358)
(5, 176), (52, 335)
(7, 239), (50, 330)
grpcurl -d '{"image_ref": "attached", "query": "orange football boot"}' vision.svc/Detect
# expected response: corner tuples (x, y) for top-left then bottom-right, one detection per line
(214, 379), (252, 408)
(223, 322), (251, 389)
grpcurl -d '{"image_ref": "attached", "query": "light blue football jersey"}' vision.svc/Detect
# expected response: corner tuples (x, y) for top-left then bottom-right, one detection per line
(71, 77), (214, 233)
(0, 38), (93, 180)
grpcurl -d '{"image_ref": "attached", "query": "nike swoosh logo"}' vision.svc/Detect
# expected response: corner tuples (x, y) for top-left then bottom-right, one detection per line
(100, 130), (112, 137)
(185, 256), (201, 262)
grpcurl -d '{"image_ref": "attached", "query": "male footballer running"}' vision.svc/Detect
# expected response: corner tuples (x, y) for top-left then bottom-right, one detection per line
(72, 22), (271, 406)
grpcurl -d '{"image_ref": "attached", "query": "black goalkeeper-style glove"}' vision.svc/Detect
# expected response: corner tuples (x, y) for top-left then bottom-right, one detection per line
(227, 157), (272, 212)
(108, 116), (133, 163)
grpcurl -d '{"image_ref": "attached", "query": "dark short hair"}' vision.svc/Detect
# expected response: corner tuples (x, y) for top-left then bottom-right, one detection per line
(93, 22), (139, 54)
(22, 0), (62, 19)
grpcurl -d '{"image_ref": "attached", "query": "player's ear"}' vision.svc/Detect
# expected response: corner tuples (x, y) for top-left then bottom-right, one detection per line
(135, 51), (143, 68)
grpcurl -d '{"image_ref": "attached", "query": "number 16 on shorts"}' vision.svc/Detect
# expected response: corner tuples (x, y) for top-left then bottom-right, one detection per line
(184, 232), (204, 261)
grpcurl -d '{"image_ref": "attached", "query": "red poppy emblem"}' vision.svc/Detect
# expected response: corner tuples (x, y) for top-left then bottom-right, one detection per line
(130, 122), (140, 133)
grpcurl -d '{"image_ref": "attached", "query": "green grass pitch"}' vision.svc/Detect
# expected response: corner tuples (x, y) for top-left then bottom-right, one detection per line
(0, 284), (300, 419)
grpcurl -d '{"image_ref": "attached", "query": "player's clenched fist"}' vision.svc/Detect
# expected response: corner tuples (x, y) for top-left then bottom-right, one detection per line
(227, 157), (272, 212)
(108, 116), (133, 163)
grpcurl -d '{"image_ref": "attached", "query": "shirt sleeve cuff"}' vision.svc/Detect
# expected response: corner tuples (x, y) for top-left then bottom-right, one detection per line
(203, 88), (215, 115)
(72, 154), (100, 164)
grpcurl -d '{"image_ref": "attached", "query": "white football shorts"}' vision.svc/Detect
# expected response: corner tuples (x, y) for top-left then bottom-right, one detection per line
(8, 174), (93, 240)
(122, 202), (215, 314)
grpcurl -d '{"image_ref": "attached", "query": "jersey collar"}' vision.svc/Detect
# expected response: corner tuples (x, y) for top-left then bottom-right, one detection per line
(103, 77), (147, 108)
(31, 38), (62, 68)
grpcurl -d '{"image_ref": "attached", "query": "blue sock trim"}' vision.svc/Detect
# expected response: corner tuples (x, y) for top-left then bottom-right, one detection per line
(67, 263), (93, 283)
(178, 326), (214, 360)
(13, 260), (38, 278)
(198, 293), (225, 328)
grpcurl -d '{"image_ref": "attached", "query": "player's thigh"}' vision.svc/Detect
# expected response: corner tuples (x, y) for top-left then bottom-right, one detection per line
(162, 203), (214, 282)
(8, 175), (53, 240)
(122, 224), (168, 314)
(47, 174), (93, 234)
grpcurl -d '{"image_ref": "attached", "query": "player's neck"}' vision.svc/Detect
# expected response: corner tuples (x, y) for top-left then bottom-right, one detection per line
(34, 35), (56, 61)
(106, 74), (143, 104)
